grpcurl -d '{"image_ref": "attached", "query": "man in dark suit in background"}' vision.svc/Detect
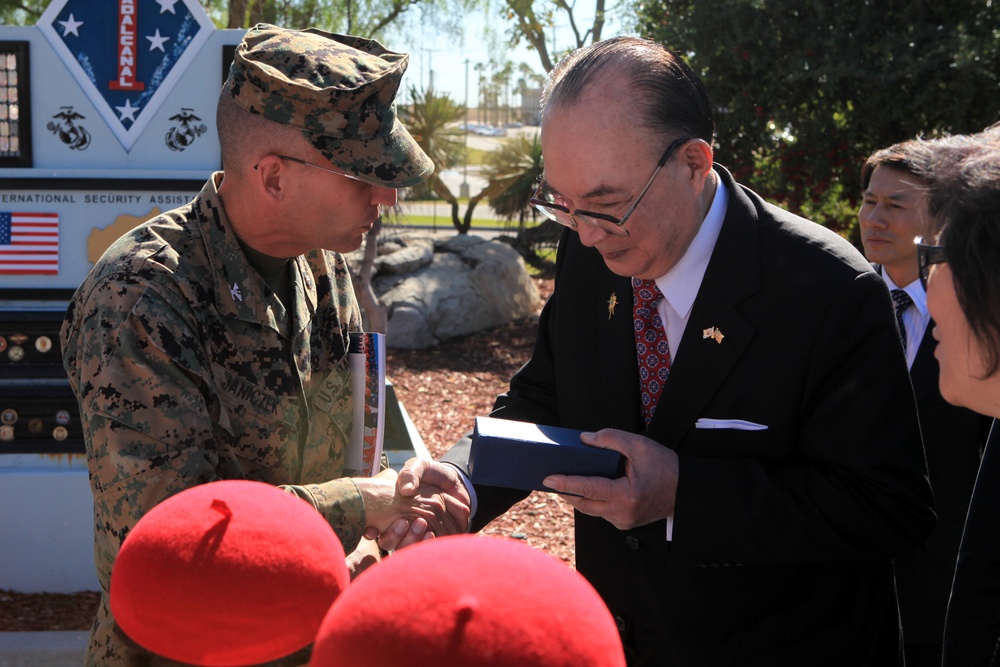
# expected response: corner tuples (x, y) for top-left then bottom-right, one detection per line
(385, 37), (935, 666)
(859, 142), (990, 666)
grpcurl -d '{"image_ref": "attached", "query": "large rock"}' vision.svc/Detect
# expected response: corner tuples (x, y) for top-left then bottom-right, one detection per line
(373, 236), (435, 275)
(351, 233), (539, 349)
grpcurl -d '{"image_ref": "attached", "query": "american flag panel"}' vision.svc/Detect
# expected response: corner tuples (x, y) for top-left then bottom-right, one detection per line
(0, 212), (60, 275)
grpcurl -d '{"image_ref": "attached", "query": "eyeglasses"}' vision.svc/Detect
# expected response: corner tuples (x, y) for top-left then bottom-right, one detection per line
(253, 155), (368, 184)
(915, 236), (947, 290)
(529, 137), (689, 238)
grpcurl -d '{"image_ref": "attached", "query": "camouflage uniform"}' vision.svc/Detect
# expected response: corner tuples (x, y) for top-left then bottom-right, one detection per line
(61, 22), (433, 664)
(61, 174), (367, 666)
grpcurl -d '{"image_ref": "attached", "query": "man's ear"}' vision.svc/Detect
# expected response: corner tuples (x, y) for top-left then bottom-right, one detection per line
(680, 138), (714, 191)
(252, 154), (287, 201)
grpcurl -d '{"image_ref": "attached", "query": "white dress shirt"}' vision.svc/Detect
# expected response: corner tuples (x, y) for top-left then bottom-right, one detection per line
(881, 269), (930, 370)
(652, 175), (728, 539)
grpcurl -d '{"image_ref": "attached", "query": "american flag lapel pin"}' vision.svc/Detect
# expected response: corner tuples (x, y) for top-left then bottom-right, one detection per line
(702, 326), (724, 344)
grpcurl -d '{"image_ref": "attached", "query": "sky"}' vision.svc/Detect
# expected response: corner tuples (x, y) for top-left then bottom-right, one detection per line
(390, 11), (542, 105)
(388, 7), (625, 107)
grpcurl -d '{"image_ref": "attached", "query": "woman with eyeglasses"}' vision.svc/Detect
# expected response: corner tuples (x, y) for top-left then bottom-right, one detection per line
(914, 125), (1000, 667)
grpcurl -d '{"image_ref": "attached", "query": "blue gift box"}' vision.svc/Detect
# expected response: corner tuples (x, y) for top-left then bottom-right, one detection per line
(469, 417), (625, 492)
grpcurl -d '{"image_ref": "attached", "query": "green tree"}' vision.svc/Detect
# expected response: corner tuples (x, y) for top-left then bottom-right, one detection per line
(485, 130), (543, 227)
(0, 0), (431, 35)
(0, 0), (46, 24)
(632, 0), (1000, 236)
(202, 0), (431, 35)
(400, 87), (549, 237)
(517, 61), (546, 88)
(399, 86), (482, 232)
(483, 130), (562, 262)
(474, 57), (518, 125)
(504, 0), (608, 72)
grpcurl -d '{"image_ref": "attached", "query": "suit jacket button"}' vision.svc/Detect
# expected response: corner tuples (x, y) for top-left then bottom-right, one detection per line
(625, 535), (640, 550)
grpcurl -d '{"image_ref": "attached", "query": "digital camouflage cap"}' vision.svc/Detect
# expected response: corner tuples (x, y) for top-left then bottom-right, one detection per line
(228, 24), (433, 188)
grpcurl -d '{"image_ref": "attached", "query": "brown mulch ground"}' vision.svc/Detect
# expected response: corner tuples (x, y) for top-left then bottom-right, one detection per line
(0, 275), (566, 633)
(0, 590), (101, 632)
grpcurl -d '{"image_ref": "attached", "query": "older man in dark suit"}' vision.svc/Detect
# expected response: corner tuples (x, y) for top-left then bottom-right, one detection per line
(386, 37), (935, 666)
(859, 142), (990, 666)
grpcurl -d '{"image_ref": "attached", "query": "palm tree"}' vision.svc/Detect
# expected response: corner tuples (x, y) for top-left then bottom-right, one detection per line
(483, 131), (562, 260)
(402, 86), (466, 172)
(484, 131), (542, 229)
(401, 88), (555, 245)
(399, 86), (479, 232)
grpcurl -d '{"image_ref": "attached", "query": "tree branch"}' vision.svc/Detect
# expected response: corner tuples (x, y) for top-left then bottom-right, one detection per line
(366, 0), (422, 36)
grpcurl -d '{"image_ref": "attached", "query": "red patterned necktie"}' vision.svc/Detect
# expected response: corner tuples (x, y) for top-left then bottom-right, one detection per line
(633, 278), (671, 424)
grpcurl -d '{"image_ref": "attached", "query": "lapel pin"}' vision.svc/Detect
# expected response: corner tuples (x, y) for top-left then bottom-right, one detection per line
(230, 282), (243, 303)
(607, 292), (618, 319)
(702, 326), (724, 344)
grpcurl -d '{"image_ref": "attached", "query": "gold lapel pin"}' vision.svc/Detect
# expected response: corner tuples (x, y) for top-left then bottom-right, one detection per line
(702, 326), (724, 344)
(607, 292), (618, 320)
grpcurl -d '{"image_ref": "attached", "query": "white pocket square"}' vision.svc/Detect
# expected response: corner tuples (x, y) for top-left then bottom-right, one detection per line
(695, 418), (768, 431)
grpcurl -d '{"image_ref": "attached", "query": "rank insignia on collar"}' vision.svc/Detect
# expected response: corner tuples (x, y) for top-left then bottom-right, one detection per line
(607, 292), (618, 319)
(702, 326), (724, 344)
(230, 282), (242, 302)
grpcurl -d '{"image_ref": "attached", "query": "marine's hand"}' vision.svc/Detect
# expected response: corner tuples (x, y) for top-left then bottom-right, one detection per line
(397, 457), (470, 503)
(543, 429), (679, 530)
(356, 464), (470, 551)
(367, 458), (472, 552)
(345, 537), (382, 580)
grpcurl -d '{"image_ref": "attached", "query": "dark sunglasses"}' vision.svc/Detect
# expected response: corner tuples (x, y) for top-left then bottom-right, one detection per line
(914, 236), (947, 290)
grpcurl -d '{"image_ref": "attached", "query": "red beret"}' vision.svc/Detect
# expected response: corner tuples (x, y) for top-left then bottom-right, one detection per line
(110, 480), (349, 666)
(310, 534), (625, 667)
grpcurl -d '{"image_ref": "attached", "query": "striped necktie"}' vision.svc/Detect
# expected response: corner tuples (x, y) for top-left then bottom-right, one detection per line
(891, 288), (912, 354)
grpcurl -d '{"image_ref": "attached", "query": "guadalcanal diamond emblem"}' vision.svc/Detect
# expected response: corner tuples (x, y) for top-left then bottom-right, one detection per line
(37, 0), (214, 152)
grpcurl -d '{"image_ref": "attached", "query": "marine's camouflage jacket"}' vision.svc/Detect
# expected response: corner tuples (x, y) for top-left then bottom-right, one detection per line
(61, 173), (366, 666)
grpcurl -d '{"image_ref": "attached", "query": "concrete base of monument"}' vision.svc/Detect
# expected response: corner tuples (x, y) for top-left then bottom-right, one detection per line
(383, 380), (432, 469)
(0, 632), (88, 667)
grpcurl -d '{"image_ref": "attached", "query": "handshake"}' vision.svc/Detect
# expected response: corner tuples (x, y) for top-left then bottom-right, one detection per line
(357, 458), (471, 553)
